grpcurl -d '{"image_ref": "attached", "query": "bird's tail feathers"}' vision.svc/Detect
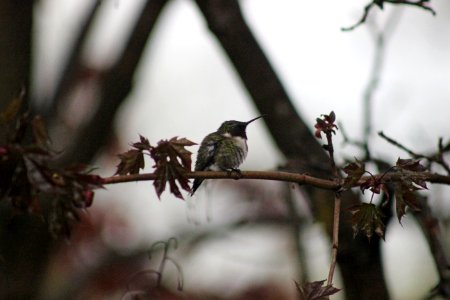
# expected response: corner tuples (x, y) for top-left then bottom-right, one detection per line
(191, 178), (204, 196)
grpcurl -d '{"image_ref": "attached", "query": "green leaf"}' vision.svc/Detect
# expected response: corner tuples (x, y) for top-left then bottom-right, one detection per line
(348, 203), (385, 240)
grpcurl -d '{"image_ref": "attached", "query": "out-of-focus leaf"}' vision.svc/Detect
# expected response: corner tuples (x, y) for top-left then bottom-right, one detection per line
(150, 137), (196, 200)
(394, 182), (421, 223)
(396, 158), (427, 172)
(342, 159), (365, 190)
(31, 116), (50, 148)
(392, 158), (427, 223)
(0, 95), (22, 123)
(295, 280), (341, 300)
(396, 158), (428, 189)
(0, 100), (104, 238)
(349, 203), (385, 240)
(359, 176), (390, 199)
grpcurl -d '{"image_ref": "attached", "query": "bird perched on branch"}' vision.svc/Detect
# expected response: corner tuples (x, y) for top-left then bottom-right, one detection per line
(191, 116), (265, 195)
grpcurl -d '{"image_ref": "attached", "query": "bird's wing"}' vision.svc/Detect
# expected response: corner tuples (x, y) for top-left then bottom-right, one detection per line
(195, 133), (222, 171)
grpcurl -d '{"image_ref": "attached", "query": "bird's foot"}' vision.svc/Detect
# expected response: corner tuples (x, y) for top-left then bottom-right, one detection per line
(227, 168), (242, 180)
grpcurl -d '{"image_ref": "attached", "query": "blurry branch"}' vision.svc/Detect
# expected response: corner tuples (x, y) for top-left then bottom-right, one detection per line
(342, 0), (435, 31)
(147, 238), (183, 291)
(379, 131), (450, 174)
(57, 0), (170, 165)
(362, 14), (388, 159)
(194, 0), (330, 176)
(0, 0), (33, 109)
(283, 183), (310, 283)
(40, 0), (103, 119)
(103, 170), (450, 189)
(414, 197), (450, 299)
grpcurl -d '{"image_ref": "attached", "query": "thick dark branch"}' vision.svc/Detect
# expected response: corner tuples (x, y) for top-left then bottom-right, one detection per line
(194, 0), (330, 176)
(58, 0), (170, 165)
(413, 197), (450, 298)
(0, 0), (33, 109)
(40, 0), (103, 118)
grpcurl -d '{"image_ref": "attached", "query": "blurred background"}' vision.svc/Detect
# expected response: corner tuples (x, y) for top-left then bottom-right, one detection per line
(1, 0), (450, 299)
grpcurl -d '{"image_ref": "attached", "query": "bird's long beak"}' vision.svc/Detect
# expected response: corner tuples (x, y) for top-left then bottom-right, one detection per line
(245, 115), (266, 125)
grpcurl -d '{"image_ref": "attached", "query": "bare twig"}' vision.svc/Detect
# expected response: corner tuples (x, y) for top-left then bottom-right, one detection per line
(385, 0), (436, 15)
(342, 1), (376, 32)
(379, 131), (450, 174)
(342, 0), (435, 31)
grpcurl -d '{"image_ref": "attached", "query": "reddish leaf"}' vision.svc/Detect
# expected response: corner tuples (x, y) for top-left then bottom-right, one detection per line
(342, 159), (365, 189)
(396, 158), (427, 172)
(150, 137), (196, 200)
(314, 111), (338, 139)
(359, 176), (389, 198)
(115, 149), (145, 175)
(83, 190), (94, 208)
(396, 158), (428, 190)
(349, 203), (385, 240)
(295, 280), (341, 300)
(0, 101), (104, 238)
(394, 182), (422, 223)
(132, 135), (152, 151)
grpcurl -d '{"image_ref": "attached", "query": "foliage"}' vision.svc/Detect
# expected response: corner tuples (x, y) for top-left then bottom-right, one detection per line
(349, 203), (385, 240)
(342, 158), (428, 239)
(0, 99), (103, 238)
(115, 135), (196, 200)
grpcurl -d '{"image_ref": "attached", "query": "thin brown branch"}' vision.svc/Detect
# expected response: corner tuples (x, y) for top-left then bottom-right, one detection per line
(318, 114), (341, 286)
(379, 131), (450, 174)
(342, 0), (435, 31)
(102, 170), (450, 191)
(104, 171), (340, 190)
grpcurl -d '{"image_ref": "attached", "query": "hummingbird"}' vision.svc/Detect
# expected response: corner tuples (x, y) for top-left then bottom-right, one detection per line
(191, 116), (265, 195)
